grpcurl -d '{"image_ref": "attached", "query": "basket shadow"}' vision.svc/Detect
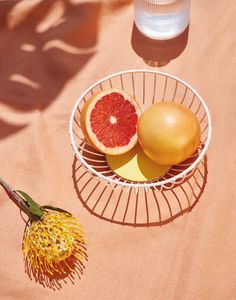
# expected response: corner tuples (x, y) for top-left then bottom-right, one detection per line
(72, 154), (208, 227)
(131, 23), (189, 67)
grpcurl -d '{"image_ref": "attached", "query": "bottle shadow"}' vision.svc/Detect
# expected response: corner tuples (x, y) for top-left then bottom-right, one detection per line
(72, 154), (208, 227)
(131, 23), (189, 67)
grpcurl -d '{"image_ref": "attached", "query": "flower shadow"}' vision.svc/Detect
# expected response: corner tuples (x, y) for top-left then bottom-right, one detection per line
(24, 252), (87, 291)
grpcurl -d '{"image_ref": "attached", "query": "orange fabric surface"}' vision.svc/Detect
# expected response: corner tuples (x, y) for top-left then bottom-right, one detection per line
(0, 0), (236, 299)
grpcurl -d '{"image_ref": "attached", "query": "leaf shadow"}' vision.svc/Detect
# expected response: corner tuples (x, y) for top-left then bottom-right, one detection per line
(0, 0), (101, 137)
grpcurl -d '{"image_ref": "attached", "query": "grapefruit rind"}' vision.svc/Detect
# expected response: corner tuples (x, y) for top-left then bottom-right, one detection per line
(137, 101), (201, 165)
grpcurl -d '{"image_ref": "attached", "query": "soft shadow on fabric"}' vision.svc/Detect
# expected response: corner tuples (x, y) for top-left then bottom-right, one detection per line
(0, 0), (101, 138)
(131, 23), (189, 67)
(0, 119), (27, 139)
(106, 0), (133, 11)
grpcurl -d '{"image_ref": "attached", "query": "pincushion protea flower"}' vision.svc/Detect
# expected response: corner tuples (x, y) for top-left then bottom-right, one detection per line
(23, 210), (87, 280)
(0, 178), (87, 288)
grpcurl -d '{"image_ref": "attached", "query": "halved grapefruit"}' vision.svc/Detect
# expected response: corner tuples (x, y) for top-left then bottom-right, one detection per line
(80, 88), (141, 155)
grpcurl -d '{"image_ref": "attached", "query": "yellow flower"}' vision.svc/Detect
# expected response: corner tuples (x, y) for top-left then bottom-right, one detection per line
(0, 179), (88, 287)
(22, 210), (87, 278)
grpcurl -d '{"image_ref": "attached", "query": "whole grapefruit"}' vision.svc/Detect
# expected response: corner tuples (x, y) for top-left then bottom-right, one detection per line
(80, 88), (141, 155)
(137, 101), (200, 165)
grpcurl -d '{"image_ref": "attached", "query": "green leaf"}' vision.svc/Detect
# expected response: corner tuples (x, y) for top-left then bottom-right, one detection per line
(16, 190), (43, 218)
(16, 190), (37, 206)
(42, 205), (72, 215)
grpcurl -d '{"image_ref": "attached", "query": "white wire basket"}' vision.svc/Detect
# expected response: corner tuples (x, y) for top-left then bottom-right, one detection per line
(69, 70), (212, 193)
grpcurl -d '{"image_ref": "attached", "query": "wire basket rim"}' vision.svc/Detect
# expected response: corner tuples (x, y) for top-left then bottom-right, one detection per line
(69, 69), (212, 188)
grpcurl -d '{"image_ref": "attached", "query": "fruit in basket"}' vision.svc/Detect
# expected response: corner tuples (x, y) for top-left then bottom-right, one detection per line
(106, 143), (170, 182)
(80, 88), (141, 155)
(137, 101), (200, 165)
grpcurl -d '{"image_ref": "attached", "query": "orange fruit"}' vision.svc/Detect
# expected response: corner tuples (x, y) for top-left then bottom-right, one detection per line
(137, 101), (200, 165)
(80, 88), (141, 155)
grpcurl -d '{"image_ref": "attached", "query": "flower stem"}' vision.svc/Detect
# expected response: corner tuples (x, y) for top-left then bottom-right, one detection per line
(0, 177), (32, 218)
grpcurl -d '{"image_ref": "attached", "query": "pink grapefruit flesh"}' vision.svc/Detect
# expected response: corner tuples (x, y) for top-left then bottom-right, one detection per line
(80, 89), (141, 155)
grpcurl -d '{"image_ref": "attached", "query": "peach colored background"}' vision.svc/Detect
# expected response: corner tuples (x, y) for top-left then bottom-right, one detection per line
(0, 1), (236, 299)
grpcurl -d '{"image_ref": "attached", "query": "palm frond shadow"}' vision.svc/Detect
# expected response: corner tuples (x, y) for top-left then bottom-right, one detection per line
(0, 0), (101, 139)
(72, 155), (208, 227)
